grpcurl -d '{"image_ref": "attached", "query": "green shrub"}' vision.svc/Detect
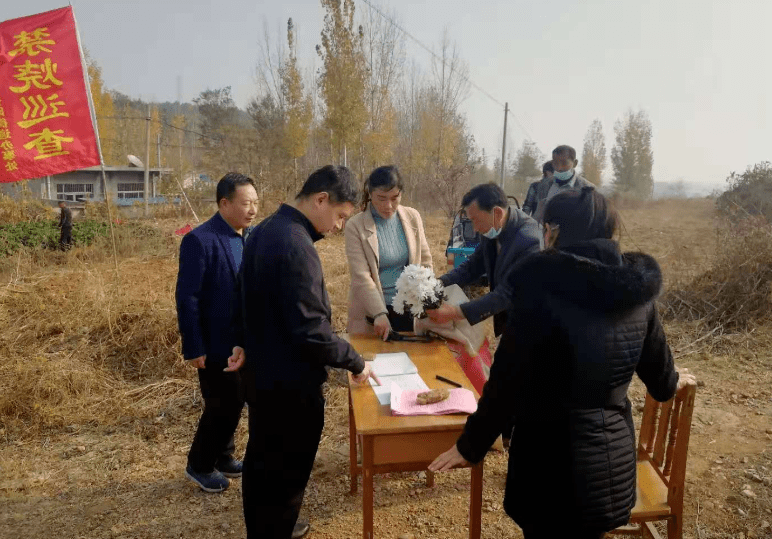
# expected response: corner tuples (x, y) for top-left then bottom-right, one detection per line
(0, 220), (111, 257)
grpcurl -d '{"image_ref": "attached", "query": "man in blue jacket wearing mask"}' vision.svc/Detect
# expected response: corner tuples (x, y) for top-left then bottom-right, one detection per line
(176, 172), (258, 493)
(426, 182), (541, 337)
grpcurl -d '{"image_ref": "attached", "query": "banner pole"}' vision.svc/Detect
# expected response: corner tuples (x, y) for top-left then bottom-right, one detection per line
(70, 6), (119, 274)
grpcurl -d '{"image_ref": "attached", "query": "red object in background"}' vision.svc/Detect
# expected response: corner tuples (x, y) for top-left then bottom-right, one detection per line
(0, 7), (100, 183)
(175, 223), (193, 236)
(446, 338), (493, 395)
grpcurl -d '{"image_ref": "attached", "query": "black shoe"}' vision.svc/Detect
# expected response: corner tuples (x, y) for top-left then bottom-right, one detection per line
(185, 465), (229, 493)
(292, 519), (310, 539)
(215, 458), (243, 478)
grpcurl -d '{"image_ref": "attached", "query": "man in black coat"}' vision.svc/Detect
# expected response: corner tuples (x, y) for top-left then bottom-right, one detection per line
(426, 182), (541, 336)
(57, 200), (73, 250)
(521, 160), (553, 216)
(226, 165), (377, 539)
(431, 188), (684, 538)
(175, 173), (258, 493)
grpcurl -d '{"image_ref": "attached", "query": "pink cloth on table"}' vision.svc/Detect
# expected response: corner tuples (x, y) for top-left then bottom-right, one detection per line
(446, 338), (492, 395)
(390, 383), (478, 416)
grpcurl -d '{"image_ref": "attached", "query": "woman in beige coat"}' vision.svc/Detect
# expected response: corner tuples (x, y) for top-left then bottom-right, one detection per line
(345, 166), (433, 339)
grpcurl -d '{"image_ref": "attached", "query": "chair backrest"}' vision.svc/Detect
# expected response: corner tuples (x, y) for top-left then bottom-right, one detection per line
(637, 381), (697, 509)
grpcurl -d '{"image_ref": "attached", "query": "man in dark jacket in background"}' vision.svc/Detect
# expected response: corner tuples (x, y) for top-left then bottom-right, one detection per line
(521, 160), (553, 216)
(426, 182), (541, 336)
(57, 200), (73, 250)
(175, 173), (258, 493)
(226, 165), (377, 539)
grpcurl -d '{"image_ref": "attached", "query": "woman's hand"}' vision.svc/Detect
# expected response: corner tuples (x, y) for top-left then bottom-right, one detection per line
(373, 313), (392, 341)
(676, 367), (697, 390)
(429, 444), (469, 472)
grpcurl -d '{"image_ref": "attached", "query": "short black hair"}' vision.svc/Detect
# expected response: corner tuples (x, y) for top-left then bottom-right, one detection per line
(552, 145), (577, 161)
(216, 173), (256, 205)
(542, 161), (554, 175)
(58, 200), (66, 206)
(362, 165), (404, 211)
(461, 183), (508, 212)
(543, 187), (618, 247)
(296, 165), (360, 205)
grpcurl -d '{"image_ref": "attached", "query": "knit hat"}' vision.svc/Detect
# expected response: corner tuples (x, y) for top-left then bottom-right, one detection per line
(542, 187), (614, 247)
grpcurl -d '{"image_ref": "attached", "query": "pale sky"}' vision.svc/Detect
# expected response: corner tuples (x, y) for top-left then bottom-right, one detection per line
(4, 0), (770, 190)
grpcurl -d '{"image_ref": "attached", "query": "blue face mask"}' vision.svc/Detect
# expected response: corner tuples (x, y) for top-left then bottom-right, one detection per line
(553, 169), (574, 182)
(483, 226), (501, 240)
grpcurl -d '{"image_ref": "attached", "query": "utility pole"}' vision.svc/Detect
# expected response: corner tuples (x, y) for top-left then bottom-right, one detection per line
(144, 104), (151, 216)
(156, 133), (162, 198)
(500, 102), (508, 189)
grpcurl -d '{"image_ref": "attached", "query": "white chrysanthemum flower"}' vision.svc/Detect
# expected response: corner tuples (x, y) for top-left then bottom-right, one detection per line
(392, 264), (446, 318)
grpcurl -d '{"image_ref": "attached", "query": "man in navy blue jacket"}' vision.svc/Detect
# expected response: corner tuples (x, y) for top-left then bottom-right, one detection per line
(226, 165), (377, 539)
(427, 183), (541, 336)
(176, 173), (258, 493)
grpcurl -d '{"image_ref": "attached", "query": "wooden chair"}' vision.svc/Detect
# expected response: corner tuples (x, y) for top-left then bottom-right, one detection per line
(608, 380), (697, 539)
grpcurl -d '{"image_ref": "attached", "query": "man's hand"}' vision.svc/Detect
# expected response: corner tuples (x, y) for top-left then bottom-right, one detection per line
(352, 362), (381, 386)
(187, 355), (206, 369)
(373, 313), (392, 342)
(429, 444), (469, 472)
(676, 367), (697, 390)
(224, 346), (245, 372)
(425, 302), (464, 324)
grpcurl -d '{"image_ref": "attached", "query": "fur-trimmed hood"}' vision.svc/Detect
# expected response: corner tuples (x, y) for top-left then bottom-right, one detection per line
(511, 238), (663, 313)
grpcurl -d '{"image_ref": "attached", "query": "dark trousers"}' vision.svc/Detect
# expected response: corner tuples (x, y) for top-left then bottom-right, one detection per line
(187, 368), (245, 473)
(59, 226), (72, 250)
(242, 385), (325, 539)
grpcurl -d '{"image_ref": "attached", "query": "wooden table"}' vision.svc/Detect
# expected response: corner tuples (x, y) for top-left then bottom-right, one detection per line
(347, 334), (484, 539)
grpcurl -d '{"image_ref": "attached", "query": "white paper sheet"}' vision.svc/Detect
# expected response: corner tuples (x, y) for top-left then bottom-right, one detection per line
(371, 352), (417, 377)
(369, 373), (428, 405)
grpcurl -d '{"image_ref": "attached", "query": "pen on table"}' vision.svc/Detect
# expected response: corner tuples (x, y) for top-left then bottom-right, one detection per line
(436, 375), (463, 388)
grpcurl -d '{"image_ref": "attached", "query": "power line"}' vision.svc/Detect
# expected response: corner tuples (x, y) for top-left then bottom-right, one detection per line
(359, 0), (533, 141)
(98, 115), (220, 141)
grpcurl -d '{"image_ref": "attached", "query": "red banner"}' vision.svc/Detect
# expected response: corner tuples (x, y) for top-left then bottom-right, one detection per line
(0, 6), (100, 183)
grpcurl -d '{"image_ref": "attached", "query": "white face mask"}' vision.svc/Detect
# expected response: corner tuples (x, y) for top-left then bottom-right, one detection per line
(483, 226), (501, 240)
(482, 207), (504, 239)
(553, 169), (574, 182)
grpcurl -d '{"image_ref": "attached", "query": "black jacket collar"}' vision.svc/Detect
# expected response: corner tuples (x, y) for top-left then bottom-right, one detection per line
(513, 239), (662, 313)
(278, 203), (324, 243)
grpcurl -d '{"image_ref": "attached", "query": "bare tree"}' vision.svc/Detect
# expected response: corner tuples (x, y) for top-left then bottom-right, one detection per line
(581, 119), (606, 186)
(254, 18), (286, 112)
(431, 30), (470, 171)
(362, 1), (405, 130)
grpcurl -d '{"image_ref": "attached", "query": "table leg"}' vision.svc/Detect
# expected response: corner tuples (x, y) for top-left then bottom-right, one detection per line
(362, 435), (374, 539)
(469, 461), (483, 539)
(348, 389), (358, 494)
(426, 470), (435, 487)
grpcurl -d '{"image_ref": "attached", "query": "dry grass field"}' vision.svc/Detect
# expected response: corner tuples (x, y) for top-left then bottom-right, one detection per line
(0, 197), (770, 539)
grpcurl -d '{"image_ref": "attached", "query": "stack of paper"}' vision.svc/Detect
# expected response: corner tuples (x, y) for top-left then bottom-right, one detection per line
(368, 352), (429, 405)
(390, 383), (478, 416)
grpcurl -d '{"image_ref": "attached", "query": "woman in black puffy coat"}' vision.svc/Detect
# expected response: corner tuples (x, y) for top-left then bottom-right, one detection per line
(430, 187), (684, 539)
